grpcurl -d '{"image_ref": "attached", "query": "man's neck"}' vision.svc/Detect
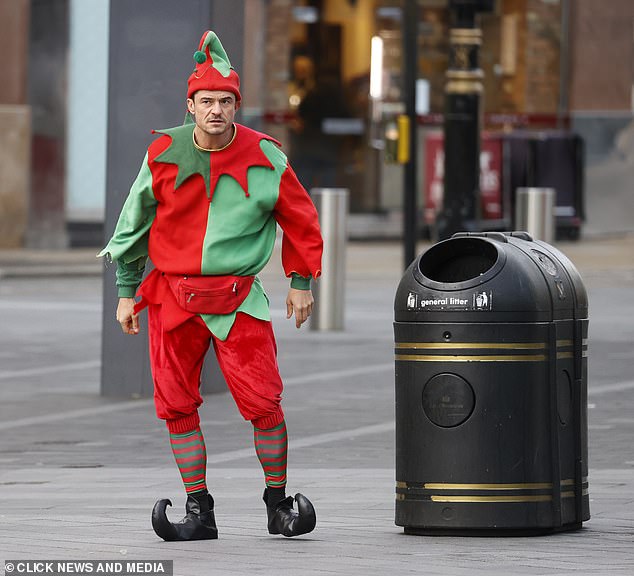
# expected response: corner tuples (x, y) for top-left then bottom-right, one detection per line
(193, 125), (236, 152)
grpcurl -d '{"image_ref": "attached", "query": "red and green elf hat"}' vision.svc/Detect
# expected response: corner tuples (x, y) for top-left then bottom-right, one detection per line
(187, 30), (241, 102)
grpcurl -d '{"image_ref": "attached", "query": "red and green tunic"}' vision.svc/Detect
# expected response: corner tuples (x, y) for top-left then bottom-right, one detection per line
(99, 122), (323, 340)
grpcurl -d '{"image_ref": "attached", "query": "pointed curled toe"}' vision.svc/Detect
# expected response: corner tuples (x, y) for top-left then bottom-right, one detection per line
(151, 499), (179, 541)
(151, 495), (218, 541)
(264, 489), (316, 537)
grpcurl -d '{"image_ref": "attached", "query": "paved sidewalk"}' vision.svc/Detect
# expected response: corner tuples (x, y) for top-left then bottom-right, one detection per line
(0, 235), (633, 576)
(0, 233), (632, 279)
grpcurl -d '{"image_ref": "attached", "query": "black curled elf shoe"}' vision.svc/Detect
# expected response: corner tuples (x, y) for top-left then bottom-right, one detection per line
(151, 493), (218, 541)
(263, 489), (316, 537)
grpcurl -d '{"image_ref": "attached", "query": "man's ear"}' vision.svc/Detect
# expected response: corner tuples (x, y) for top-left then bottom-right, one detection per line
(234, 99), (241, 112)
(186, 98), (195, 114)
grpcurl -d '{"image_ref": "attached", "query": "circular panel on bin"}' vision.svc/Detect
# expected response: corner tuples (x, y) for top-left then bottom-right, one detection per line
(414, 237), (506, 291)
(531, 250), (559, 276)
(422, 373), (475, 428)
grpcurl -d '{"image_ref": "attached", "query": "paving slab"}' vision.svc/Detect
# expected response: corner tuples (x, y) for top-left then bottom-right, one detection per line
(1, 236), (633, 576)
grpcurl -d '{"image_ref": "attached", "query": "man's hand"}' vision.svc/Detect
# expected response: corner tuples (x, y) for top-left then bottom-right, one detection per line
(116, 297), (140, 335)
(286, 288), (314, 329)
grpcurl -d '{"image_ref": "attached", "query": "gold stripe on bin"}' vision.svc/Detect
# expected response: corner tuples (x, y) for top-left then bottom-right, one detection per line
(560, 477), (589, 498)
(561, 478), (589, 486)
(423, 482), (552, 490)
(396, 342), (547, 350)
(395, 341), (548, 362)
(561, 488), (590, 498)
(555, 338), (589, 359)
(395, 354), (547, 363)
(431, 495), (552, 503)
(562, 489), (590, 498)
(396, 478), (588, 502)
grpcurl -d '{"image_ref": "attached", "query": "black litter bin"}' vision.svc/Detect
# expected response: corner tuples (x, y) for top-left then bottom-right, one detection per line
(394, 231), (590, 535)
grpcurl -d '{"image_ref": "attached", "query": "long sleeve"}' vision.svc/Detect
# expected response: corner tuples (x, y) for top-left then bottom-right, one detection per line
(273, 162), (323, 284)
(98, 152), (158, 264)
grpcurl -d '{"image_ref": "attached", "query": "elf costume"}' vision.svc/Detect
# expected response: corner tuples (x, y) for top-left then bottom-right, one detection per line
(99, 30), (322, 541)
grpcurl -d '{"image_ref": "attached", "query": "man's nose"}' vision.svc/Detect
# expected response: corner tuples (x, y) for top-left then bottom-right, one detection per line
(210, 102), (222, 114)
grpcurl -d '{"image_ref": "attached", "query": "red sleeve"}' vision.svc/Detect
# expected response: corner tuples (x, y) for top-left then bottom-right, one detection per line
(273, 163), (323, 280)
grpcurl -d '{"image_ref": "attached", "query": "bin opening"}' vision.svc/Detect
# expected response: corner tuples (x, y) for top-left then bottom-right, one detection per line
(419, 238), (499, 283)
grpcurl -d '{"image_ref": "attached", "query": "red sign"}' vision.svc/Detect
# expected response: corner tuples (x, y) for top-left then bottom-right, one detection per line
(423, 131), (503, 224)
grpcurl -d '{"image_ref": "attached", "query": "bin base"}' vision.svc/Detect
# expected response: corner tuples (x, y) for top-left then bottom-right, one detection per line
(402, 522), (583, 537)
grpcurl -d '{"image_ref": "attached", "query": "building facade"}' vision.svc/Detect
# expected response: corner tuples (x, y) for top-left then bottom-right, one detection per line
(0, 0), (632, 248)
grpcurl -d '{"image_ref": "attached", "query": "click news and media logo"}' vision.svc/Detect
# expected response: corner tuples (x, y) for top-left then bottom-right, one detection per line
(4, 561), (173, 576)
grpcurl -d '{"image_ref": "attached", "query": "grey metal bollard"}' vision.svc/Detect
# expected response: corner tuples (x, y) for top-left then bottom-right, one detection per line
(515, 187), (556, 243)
(311, 188), (348, 331)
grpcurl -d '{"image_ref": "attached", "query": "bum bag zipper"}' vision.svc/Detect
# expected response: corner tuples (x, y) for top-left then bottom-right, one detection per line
(186, 281), (238, 304)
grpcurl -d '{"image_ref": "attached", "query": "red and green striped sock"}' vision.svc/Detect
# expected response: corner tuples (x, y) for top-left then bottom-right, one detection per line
(169, 427), (207, 494)
(254, 420), (288, 490)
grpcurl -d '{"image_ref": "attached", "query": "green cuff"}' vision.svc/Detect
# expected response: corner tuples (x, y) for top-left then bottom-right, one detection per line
(115, 257), (146, 298)
(290, 273), (311, 290)
(117, 285), (138, 298)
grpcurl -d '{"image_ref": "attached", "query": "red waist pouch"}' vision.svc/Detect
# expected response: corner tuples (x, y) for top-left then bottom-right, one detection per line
(164, 273), (255, 315)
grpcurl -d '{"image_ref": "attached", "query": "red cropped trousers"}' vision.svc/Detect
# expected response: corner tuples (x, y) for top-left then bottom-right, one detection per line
(147, 305), (285, 434)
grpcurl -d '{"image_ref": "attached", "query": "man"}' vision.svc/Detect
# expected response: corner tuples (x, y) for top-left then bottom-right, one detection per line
(99, 30), (323, 541)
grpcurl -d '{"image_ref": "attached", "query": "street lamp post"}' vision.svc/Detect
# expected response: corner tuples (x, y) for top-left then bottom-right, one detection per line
(402, 0), (418, 268)
(436, 0), (494, 241)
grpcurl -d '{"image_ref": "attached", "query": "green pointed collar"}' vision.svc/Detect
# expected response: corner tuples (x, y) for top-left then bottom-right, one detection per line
(152, 123), (280, 199)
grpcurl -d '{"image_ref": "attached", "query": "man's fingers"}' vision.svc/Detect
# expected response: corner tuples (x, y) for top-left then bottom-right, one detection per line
(116, 298), (139, 335)
(294, 303), (313, 328)
(286, 288), (314, 328)
(118, 315), (139, 335)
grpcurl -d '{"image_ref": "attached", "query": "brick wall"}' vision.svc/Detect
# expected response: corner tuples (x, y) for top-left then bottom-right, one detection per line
(483, 0), (561, 115)
(525, 0), (561, 113)
(0, 0), (30, 247)
(569, 0), (634, 111)
(264, 0), (293, 142)
(0, 0), (29, 105)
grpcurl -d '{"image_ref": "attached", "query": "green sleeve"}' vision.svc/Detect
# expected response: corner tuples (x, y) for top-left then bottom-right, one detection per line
(290, 273), (312, 290)
(97, 153), (157, 264)
(116, 257), (147, 297)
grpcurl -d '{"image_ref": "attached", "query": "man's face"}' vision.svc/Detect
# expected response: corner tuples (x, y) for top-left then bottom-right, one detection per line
(187, 90), (240, 138)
